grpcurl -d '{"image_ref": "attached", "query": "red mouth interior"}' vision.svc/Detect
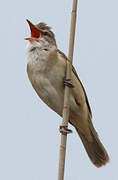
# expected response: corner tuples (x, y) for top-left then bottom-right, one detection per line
(26, 19), (41, 38)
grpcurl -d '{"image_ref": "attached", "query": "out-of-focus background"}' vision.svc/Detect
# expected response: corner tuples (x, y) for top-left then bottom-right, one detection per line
(0, 0), (117, 179)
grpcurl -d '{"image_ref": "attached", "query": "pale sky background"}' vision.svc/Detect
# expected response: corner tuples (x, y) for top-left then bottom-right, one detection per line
(0, 0), (118, 179)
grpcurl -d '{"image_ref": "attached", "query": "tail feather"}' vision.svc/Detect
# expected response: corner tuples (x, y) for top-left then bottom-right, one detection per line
(75, 125), (109, 167)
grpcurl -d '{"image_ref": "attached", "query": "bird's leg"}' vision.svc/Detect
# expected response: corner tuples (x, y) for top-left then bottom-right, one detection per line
(59, 125), (72, 135)
(63, 78), (74, 88)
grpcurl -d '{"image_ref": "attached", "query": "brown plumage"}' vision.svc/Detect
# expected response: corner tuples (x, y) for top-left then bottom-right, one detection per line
(26, 20), (109, 167)
(36, 22), (56, 43)
(58, 50), (109, 167)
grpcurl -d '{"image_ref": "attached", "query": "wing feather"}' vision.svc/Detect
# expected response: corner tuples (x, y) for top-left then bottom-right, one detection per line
(57, 49), (92, 118)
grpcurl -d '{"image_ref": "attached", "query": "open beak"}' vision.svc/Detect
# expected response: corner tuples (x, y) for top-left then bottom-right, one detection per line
(25, 19), (41, 41)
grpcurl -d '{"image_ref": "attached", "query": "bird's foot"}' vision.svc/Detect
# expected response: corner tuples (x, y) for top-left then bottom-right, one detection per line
(64, 78), (74, 88)
(59, 125), (72, 135)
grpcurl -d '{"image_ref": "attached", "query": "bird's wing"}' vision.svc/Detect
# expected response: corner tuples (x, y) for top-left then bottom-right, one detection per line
(57, 49), (92, 118)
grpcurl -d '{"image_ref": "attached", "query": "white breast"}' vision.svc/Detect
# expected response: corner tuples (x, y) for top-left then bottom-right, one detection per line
(26, 42), (66, 115)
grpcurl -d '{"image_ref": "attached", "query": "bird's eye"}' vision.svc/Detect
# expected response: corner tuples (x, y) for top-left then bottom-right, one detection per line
(44, 48), (48, 51)
(43, 32), (49, 36)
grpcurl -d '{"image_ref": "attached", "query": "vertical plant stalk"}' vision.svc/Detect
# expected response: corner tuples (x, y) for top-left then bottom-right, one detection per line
(58, 0), (78, 180)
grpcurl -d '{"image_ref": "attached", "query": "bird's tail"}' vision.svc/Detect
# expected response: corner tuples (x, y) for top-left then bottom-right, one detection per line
(75, 122), (109, 167)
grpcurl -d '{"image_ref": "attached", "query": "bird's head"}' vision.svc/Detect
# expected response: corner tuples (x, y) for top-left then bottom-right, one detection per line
(25, 19), (57, 48)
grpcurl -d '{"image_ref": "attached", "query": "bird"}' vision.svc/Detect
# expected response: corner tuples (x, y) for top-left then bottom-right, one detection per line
(25, 19), (109, 167)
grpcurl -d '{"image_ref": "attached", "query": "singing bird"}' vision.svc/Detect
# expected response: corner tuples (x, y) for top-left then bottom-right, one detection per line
(25, 19), (109, 167)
